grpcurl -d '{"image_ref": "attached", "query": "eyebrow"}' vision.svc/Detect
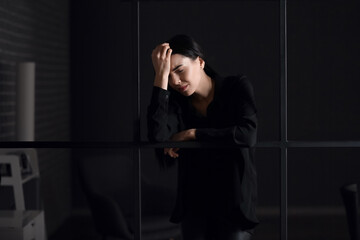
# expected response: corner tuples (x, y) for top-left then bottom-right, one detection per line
(172, 64), (183, 72)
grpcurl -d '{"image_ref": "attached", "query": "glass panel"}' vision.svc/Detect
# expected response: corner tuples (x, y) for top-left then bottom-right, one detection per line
(0, 148), (135, 239)
(37, 148), (72, 236)
(255, 148), (280, 240)
(0, 1), (135, 142)
(288, 1), (360, 140)
(72, 149), (136, 239)
(140, 146), (280, 240)
(71, 1), (134, 141)
(140, 0), (280, 142)
(140, 148), (180, 239)
(0, 148), (71, 237)
(288, 148), (360, 239)
(71, 148), (136, 239)
(0, 1), (71, 141)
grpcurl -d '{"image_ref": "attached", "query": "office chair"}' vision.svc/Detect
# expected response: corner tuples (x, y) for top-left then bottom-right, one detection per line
(76, 149), (180, 240)
(340, 183), (359, 240)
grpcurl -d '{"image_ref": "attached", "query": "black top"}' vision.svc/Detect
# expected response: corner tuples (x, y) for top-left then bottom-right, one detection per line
(147, 74), (259, 230)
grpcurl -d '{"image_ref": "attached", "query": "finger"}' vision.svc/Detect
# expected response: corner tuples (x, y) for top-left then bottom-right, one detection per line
(154, 43), (169, 55)
(154, 43), (169, 51)
(152, 43), (169, 57)
(168, 148), (179, 158)
(167, 148), (174, 157)
(161, 45), (171, 59)
(164, 148), (179, 158)
(166, 48), (172, 60)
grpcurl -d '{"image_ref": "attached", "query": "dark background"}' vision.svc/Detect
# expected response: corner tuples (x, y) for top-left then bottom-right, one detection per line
(0, 0), (359, 238)
(70, 0), (360, 203)
(69, 0), (360, 239)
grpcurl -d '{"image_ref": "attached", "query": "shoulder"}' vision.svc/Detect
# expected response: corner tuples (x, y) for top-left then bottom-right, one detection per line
(222, 74), (254, 94)
(224, 73), (248, 83)
(221, 74), (257, 114)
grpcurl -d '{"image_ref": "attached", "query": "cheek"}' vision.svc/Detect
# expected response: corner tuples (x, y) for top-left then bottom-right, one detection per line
(183, 71), (191, 82)
(189, 68), (201, 85)
(185, 68), (197, 83)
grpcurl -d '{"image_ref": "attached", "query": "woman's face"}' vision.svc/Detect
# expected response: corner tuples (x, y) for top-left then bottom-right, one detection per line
(168, 54), (204, 96)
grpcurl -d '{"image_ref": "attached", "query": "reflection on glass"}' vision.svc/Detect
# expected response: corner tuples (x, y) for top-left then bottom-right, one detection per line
(0, 1), (71, 142)
(0, 1), (135, 142)
(0, 148), (72, 239)
(141, 148), (181, 239)
(73, 148), (135, 239)
(0, 148), (137, 239)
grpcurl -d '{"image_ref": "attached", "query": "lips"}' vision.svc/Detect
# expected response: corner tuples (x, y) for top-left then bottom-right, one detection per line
(178, 84), (188, 92)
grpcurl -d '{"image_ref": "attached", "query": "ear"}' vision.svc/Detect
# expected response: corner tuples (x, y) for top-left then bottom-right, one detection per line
(198, 56), (205, 69)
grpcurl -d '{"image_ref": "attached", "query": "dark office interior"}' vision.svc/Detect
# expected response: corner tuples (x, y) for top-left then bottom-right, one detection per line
(0, 0), (360, 239)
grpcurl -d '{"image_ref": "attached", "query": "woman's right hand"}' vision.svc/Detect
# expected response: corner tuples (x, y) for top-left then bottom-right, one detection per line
(164, 147), (179, 158)
(151, 43), (172, 90)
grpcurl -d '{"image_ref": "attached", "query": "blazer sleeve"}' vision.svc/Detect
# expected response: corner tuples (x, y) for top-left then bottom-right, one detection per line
(195, 76), (257, 147)
(147, 86), (180, 142)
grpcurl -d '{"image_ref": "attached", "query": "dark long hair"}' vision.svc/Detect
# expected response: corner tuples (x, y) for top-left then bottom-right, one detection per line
(167, 34), (218, 79)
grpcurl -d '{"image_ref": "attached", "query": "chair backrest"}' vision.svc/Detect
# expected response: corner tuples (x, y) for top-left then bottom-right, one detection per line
(340, 183), (359, 240)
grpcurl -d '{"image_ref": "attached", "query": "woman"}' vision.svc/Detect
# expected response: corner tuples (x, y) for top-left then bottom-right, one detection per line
(147, 35), (259, 240)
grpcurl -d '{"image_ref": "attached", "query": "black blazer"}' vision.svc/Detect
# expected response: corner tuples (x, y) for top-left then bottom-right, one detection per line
(147, 74), (259, 230)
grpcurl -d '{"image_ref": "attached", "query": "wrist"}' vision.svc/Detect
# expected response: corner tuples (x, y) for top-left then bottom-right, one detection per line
(190, 129), (196, 140)
(154, 75), (169, 90)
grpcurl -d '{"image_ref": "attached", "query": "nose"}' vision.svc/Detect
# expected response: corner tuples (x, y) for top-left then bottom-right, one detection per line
(170, 75), (181, 86)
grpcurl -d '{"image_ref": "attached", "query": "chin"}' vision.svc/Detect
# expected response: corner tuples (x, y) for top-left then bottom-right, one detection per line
(181, 93), (191, 97)
(181, 90), (194, 97)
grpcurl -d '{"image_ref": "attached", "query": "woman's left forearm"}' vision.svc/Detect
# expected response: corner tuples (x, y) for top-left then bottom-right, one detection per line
(171, 129), (196, 142)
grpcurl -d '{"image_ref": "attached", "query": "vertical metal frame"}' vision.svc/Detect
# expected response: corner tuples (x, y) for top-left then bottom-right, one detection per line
(132, 1), (141, 240)
(280, 0), (288, 239)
